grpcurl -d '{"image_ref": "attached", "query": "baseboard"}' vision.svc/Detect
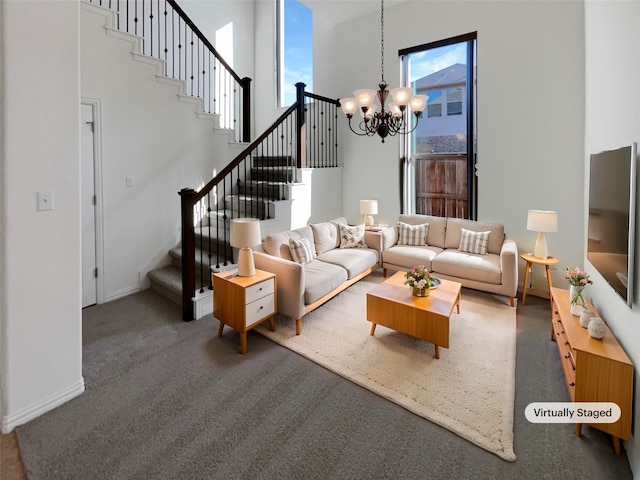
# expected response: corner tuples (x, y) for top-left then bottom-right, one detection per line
(104, 285), (141, 303)
(2, 379), (85, 433)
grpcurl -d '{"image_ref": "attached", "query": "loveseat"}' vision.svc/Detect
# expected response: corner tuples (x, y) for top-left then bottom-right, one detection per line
(380, 214), (518, 306)
(253, 217), (382, 334)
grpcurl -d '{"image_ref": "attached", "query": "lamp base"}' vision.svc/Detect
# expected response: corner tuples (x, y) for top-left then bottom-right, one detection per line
(363, 214), (375, 227)
(533, 232), (549, 259)
(237, 247), (256, 276)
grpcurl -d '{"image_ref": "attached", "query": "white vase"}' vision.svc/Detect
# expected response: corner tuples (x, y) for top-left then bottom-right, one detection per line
(569, 284), (587, 316)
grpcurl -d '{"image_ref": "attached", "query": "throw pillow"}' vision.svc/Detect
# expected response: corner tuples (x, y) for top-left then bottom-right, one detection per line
(339, 224), (366, 248)
(398, 222), (429, 246)
(459, 228), (491, 255)
(289, 237), (315, 264)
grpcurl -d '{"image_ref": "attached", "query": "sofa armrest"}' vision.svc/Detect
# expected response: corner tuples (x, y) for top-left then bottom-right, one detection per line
(499, 239), (519, 297)
(253, 251), (305, 319)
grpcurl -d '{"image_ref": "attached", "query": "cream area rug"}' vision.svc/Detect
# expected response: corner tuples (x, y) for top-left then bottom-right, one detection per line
(255, 271), (517, 461)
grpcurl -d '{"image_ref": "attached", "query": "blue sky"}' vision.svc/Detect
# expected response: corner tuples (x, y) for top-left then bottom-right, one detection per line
(283, 0), (313, 105)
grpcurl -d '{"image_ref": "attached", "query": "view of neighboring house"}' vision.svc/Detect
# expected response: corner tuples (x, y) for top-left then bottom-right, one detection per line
(412, 63), (468, 153)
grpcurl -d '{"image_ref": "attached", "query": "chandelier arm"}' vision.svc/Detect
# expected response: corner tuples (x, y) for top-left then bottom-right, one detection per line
(347, 116), (375, 137)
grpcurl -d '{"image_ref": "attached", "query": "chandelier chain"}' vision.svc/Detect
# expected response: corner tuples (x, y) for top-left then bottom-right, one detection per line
(380, 0), (384, 82)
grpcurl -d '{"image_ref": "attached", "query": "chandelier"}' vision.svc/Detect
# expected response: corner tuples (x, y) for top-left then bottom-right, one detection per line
(340, 0), (427, 143)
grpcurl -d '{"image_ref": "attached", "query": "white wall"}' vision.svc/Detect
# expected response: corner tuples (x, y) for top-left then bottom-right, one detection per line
(0, 0), (84, 431)
(584, 0), (640, 473)
(312, 0), (585, 290)
(82, 4), (233, 300)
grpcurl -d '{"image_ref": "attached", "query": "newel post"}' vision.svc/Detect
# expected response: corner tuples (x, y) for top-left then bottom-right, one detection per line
(179, 188), (197, 321)
(242, 77), (252, 143)
(295, 82), (306, 169)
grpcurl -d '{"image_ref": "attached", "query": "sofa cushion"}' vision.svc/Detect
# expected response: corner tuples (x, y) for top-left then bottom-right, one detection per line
(339, 223), (366, 248)
(432, 249), (502, 285)
(398, 222), (429, 246)
(398, 214), (447, 248)
(289, 237), (315, 264)
(303, 260), (348, 304)
(459, 228), (490, 255)
(310, 217), (348, 255)
(444, 218), (504, 255)
(382, 245), (443, 271)
(316, 248), (378, 279)
(263, 226), (314, 260)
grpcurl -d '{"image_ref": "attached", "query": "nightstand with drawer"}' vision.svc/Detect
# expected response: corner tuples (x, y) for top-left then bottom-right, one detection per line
(213, 269), (277, 355)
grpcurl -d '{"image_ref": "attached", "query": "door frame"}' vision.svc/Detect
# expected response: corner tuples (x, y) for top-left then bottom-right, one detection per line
(81, 98), (105, 305)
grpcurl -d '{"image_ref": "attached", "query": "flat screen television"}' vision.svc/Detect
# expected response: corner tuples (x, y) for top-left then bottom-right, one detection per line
(587, 143), (637, 307)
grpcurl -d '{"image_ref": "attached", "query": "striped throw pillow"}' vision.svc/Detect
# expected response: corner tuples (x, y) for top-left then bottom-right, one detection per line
(289, 237), (315, 264)
(398, 222), (429, 246)
(459, 228), (490, 255)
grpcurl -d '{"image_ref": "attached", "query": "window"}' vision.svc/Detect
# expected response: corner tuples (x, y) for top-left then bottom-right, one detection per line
(446, 87), (463, 116)
(427, 90), (442, 118)
(276, 0), (313, 107)
(400, 33), (477, 220)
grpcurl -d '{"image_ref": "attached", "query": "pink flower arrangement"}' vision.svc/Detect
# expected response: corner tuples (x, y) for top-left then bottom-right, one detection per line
(404, 265), (434, 289)
(564, 267), (593, 287)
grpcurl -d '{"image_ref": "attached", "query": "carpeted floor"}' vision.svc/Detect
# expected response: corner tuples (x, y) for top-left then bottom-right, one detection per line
(256, 273), (517, 460)
(15, 279), (633, 479)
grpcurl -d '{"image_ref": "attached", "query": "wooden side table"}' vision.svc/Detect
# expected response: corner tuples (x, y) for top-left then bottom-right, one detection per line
(520, 253), (559, 306)
(213, 269), (277, 355)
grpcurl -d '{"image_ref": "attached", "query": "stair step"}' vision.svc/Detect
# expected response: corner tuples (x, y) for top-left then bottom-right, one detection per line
(250, 167), (295, 183)
(223, 195), (273, 219)
(237, 181), (286, 199)
(148, 265), (183, 305)
(252, 155), (293, 167)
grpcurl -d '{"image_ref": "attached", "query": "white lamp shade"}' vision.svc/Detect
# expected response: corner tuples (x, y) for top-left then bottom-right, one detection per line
(409, 94), (428, 114)
(230, 218), (262, 248)
(353, 89), (377, 108)
(359, 199), (378, 215)
(389, 87), (413, 106)
(340, 98), (358, 116)
(526, 210), (558, 233)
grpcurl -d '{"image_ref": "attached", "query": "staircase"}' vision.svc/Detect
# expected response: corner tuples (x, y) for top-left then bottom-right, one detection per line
(147, 154), (298, 319)
(84, 0), (341, 320)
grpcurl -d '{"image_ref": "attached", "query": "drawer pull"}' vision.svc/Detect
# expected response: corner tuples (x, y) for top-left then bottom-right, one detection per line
(570, 382), (575, 387)
(557, 318), (562, 323)
(260, 306), (263, 310)
(565, 354), (570, 359)
(564, 341), (570, 346)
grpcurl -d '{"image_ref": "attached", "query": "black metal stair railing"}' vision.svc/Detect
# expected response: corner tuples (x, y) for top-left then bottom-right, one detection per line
(87, 0), (251, 142)
(179, 83), (340, 320)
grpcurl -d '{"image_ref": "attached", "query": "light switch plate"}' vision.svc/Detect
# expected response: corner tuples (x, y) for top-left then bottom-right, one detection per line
(37, 191), (54, 211)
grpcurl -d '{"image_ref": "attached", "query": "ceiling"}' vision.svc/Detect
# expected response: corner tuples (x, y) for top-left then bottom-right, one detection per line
(299, 0), (407, 25)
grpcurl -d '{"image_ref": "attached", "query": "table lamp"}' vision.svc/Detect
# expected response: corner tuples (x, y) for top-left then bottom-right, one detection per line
(360, 199), (378, 228)
(526, 210), (558, 259)
(230, 218), (262, 276)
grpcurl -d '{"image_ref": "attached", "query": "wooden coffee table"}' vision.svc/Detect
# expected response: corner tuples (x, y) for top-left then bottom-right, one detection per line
(366, 271), (462, 359)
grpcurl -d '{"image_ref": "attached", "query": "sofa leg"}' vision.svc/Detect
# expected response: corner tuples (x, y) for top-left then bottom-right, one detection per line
(383, 268), (387, 278)
(510, 296), (515, 307)
(295, 318), (302, 335)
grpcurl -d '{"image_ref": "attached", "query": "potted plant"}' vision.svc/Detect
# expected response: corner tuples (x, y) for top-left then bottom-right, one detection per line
(405, 265), (435, 297)
(564, 266), (593, 316)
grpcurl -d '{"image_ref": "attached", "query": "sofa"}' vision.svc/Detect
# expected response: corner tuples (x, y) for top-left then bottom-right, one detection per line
(380, 214), (518, 306)
(253, 217), (382, 334)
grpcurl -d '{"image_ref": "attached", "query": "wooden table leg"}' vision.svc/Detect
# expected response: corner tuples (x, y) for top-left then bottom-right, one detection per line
(434, 344), (440, 359)
(545, 265), (554, 310)
(522, 261), (532, 305)
(456, 291), (461, 314)
(370, 323), (377, 335)
(613, 436), (622, 455)
(217, 322), (224, 337)
(576, 423), (582, 437)
(240, 332), (247, 355)
(268, 316), (276, 332)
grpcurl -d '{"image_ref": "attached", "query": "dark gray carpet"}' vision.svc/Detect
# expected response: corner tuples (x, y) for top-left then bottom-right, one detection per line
(16, 285), (633, 479)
